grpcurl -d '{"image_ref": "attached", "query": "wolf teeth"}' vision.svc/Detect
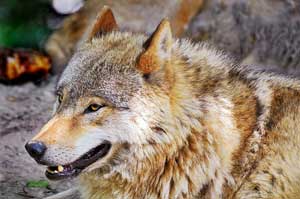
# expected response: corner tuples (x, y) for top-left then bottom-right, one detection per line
(58, 165), (64, 172)
(47, 168), (55, 174)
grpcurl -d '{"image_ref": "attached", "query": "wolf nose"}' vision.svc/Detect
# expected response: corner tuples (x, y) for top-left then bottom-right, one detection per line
(25, 141), (47, 160)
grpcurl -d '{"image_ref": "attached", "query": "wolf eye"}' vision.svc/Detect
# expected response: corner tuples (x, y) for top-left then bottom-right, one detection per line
(57, 94), (63, 104)
(84, 104), (104, 113)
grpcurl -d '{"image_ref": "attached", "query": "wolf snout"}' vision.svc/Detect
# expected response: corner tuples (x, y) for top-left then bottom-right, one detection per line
(25, 141), (47, 161)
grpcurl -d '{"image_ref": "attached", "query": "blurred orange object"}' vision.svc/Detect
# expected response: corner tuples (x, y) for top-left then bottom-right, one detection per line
(0, 48), (51, 82)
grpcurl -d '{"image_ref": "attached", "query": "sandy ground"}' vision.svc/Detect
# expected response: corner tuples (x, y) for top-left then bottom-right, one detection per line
(0, 77), (79, 199)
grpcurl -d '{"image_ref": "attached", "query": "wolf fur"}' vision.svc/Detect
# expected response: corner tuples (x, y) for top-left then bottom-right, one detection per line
(29, 7), (300, 199)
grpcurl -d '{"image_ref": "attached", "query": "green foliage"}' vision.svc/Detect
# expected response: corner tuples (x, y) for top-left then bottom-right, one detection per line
(0, 0), (52, 49)
(26, 180), (49, 188)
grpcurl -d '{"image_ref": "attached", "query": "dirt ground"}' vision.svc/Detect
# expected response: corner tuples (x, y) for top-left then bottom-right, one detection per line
(0, 76), (79, 199)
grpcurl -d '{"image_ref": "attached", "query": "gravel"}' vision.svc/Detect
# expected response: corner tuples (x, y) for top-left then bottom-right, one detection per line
(0, 76), (79, 199)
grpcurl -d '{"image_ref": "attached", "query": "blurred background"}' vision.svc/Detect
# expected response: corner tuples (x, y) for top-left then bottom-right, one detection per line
(0, 0), (300, 198)
(0, 0), (51, 49)
(0, 0), (83, 49)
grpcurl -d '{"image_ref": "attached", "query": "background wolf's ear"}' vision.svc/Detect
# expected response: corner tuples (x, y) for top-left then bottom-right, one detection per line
(87, 6), (118, 41)
(137, 19), (172, 75)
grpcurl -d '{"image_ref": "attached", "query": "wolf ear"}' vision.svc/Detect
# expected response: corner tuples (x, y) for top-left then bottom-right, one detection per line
(87, 6), (118, 41)
(137, 19), (172, 75)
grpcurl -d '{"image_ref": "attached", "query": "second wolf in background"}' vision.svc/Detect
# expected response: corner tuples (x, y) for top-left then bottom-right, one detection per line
(46, 0), (204, 73)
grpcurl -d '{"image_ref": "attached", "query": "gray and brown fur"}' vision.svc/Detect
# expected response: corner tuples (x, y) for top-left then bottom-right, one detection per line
(30, 6), (300, 199)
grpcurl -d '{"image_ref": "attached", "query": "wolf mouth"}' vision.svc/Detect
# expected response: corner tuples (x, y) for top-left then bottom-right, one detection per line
(45, 142), (111, 180)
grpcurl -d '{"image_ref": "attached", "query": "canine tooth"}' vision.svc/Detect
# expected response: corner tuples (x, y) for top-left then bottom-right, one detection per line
(54, 170), (58, 173)
(58, 165), (64, 172)
(47, 168), (54, 174)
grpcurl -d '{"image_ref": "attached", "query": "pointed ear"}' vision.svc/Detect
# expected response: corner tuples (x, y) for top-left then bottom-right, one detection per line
(87, 6), (118, 41)
(137, 19), (172, 75)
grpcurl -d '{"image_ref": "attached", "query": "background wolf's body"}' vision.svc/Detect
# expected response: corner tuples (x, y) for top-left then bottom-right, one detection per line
(45, 0), (203, 73)
(27, 8), (300, 198)
(46, 0), (300, 77)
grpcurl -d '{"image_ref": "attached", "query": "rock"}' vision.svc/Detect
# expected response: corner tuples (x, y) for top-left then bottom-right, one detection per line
(0, 173), (5, 182)
(186, 0), (300, 76)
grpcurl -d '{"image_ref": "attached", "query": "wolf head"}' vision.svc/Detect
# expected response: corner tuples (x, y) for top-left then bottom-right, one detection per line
(25, 6), (190, 181)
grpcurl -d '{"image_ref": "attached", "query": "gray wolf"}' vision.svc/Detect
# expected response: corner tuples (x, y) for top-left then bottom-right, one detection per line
(26, 6), (300, 199)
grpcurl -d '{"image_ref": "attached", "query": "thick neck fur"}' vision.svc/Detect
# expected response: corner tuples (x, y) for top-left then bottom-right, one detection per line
(79, 39), (265, 199)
